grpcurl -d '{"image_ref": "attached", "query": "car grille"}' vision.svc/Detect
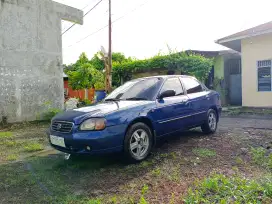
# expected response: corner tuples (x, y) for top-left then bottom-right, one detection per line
(51, 121), (73, 133)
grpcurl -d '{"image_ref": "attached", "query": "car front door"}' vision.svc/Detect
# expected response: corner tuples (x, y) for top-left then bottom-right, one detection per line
(152, 77), (192, 137)
(180, 76), (210, 125)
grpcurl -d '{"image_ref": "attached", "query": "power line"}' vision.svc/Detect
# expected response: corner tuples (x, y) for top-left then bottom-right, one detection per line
(67, 0), (149, 47)
(61, 0), (104, 36)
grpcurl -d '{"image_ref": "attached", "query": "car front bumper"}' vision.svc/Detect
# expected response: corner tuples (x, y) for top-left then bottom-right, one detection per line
(47, 124), (127, 155)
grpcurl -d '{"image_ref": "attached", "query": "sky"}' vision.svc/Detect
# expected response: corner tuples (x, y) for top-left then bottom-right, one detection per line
(54, 0), (272, 65)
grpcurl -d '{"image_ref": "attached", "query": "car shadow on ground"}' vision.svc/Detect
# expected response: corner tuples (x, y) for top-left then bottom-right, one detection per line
(0, 128), (209, 203)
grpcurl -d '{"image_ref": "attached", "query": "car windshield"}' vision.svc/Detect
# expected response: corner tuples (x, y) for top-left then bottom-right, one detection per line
(105, 78), (162, 101)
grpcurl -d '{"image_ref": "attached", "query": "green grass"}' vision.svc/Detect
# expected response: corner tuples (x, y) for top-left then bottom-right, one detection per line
(23, 142), (44, 152)
(6, 154), (19, 161)
(250, 147), (272, 169)
(184, 174), (272, 203)
(0, 132), (13, 138)
(192, 148), (216, 158)
(3, 141), (17, 147)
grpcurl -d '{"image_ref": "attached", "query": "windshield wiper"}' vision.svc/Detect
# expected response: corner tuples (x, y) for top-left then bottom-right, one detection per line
(125, 97), (148, 101)
(104, 98), (120, 101)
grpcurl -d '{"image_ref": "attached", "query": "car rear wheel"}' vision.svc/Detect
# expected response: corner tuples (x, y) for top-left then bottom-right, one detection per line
(124, 122), (153, 162)
(201, 109), (218, 134)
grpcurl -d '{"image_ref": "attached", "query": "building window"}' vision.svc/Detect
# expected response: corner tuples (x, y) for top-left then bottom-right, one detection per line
(257, 60), (271, 91)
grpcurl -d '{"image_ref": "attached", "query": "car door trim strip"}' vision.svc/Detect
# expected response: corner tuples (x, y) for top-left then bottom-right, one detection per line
(158, 111), (207, 124)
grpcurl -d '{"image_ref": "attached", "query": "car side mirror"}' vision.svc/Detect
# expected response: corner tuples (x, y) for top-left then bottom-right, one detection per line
(158, 90), (176, 99)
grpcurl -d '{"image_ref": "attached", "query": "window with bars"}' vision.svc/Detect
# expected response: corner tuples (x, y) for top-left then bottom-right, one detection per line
(257, 60), (272, 91)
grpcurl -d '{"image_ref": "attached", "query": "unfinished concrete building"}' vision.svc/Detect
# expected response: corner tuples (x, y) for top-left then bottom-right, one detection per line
(0, 0), (83, 122)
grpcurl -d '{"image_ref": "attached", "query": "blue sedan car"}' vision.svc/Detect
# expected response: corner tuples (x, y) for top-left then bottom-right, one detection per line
(48, 75), (221, 161)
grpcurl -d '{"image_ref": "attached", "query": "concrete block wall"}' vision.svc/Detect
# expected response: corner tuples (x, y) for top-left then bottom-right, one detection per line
(0, 0), (83, 122)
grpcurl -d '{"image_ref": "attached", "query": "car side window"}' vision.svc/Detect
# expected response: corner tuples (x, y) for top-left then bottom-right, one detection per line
(181, 77), (204, 94)
(160, 78), (184, 96)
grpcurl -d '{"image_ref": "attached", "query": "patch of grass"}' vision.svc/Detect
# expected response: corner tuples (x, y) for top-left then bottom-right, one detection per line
(3, 140), (17, 147)
(0, 132), (13, 138)
(169, 167), (180, 182)
(192, 148), (216, 158)
(250, 147), (272, 169)
(6, 154), (19, 161)
(140, 160), (154, 168)
(23, 142), (44, 152)
(184, 174), (272, 203)
(223, 107), (272, 116)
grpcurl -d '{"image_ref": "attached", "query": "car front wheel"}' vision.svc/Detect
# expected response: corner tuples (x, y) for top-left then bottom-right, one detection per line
(124, 122), (153, 162)
(201, 109), (218, 134)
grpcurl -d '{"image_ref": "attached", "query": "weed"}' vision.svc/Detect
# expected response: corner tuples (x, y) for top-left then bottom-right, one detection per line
(139, 184), (148, 204)
(169, 167), (180, 182)
(235, 156), (243, 165)
(151, 167), (161, 177)
(170, 152), (177, 159)
(110, 196), (117, 204)
(183, 174), (272, 203)
(141, 184), (148, 195)
(0, 132), (13, 138)
(139, 196), (148, 204)
(192, 148), (216, 157)
(23, 142), (44, 152)
(88, 199), (101, 204)
(140, 160), (154, 168)
(6, 154), (18, 161)
(170, 193), (176, 204)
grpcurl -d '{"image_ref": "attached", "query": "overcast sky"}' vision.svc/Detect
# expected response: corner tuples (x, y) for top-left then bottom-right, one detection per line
(54, 0), (272, 64)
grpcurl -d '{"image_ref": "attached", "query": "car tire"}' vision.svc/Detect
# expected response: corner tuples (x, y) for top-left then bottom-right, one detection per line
(201, 109), (218, 134)
(124, 122), (153, 162)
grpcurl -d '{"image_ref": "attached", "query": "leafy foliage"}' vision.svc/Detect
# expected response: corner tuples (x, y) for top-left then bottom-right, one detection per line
(184, 174), (272, 203)
(65, 50), (213, 88)
(113, 51), (214, 83)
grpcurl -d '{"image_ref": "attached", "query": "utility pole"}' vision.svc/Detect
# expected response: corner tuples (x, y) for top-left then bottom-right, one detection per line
(107, 0), (112, 93)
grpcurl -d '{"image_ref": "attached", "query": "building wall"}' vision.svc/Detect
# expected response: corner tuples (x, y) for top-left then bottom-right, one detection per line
(0, 0), (83, 122)
(241, 34), (272, 107)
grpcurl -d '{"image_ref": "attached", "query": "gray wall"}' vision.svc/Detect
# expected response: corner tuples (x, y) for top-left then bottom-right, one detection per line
(0, 0), (83, 122)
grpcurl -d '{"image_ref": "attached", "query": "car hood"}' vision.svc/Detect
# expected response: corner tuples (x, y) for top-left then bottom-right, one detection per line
(52, 100), (152, 125)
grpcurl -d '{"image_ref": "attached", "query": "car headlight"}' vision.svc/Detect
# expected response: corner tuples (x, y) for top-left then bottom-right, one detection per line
(79, 118), (106, 131)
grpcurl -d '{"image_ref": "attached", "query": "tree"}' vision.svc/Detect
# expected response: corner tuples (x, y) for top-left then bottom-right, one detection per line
(64, 52), (90, 73)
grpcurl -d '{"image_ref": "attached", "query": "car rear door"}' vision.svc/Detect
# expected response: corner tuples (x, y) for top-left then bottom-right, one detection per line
(152, 77), (192, 136)
(180, 76), (210, 125)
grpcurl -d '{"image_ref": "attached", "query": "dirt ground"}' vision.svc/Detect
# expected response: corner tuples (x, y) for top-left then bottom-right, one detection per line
(0, 116), (271, 203)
